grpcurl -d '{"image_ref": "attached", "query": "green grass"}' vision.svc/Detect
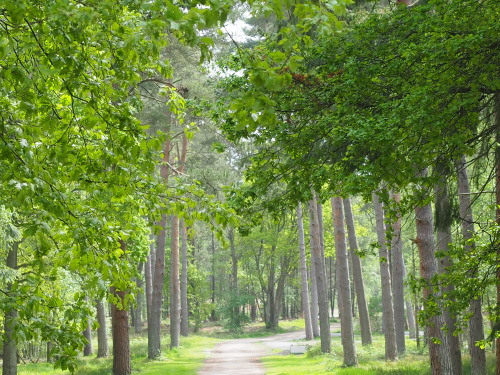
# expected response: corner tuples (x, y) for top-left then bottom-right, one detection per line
(17, 320), (497, 375)
(18, 335), (218, 375)
(262, 333), (497, 375)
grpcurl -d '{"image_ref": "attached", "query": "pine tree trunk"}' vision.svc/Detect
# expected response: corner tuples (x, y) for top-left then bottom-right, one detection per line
(309, 197), (331, 353)
(170, 215), (181, 348)
(316, 199), (327, 279)
(96, 299), (109, 358)
(456, 156), (487, 375)
(297, 203), (314, 340)
(145, 238), (154, 326)
(83, 295), (93, 356)
(210, 232), (216, 321)
(180, 219), (189, 337)
(405, 296), (417, 340)
(111, 286), (131, 375)
(2, 241), (18, 375)
(332, 197), (357, 366)
(148, 214), (167, 359)
(273, 264), (288, 329)
(148, 138), (170, 358)
(434, 163), (462, 375)
(308, 208), (320, 338)
(343, 198), (372, 345)
(229, 227), (240, 321)
(373, 192), (398, 361)
(390, 192), (406, 355)
(135, 263), (144, 334)
(414, 169), (453, 375)
(494, 91), (500, 375)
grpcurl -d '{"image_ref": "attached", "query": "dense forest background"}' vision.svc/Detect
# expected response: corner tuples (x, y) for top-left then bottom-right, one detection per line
(0, 0), (499, 374)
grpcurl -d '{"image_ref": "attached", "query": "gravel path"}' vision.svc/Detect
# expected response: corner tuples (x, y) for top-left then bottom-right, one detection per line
(197, 324), (340, 375)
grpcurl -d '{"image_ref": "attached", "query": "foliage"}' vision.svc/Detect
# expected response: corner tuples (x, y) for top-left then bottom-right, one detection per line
(217, 292), (253, 332)
(187, 262), (215, 332)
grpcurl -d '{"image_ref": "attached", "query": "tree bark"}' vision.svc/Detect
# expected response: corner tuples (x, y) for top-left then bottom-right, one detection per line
(332, 197), (357, 366)
(210, 231), (216, 321)
(373, 192), (398, 361)
(495, 91), (500, 375)
(170, 214), (181, 348)
(309, 197), (331, 353)
(308, 211), (321, 338)
(456, 156), (487, 375)
(434, 162), (462, 375)
(134, 263), (144, 334)
(148, 138), (170, 359)
(373, 193), (398, 361)
(390, 192), (406, 355)
(414, 169), (453, 375)
(405, 296), (417, 340)
(180, 219), (189, 337)
(343, 198), (372, 345)
(229, 226), (240, 323)
(297, 203), (314, 340)
(316, 198), (327, 279)
(83, 295), (93, 356)
(96, 299), (109, 358)
(145, 237), (154, 327)
(148, 214), (167, 359)
(3, 241), (19, 375)
(111, 286), (131, 375)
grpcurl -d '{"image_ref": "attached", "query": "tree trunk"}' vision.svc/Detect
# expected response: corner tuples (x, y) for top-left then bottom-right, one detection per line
(148, 214), (167, 359)
(316, 198), (327, 279)
(332, 197), (357, 366)
(456, 156), (487, 375)
(265, 253), (276, 328)
(343, 198), (372, 345)
(83, 295), (93, 356)
(273, 261), (289, 329)
(96, 299), (109, 358)
(47, 341), (53, 363)
(180, 219), (189, 337)
(308, 207), (321, 338)
(210, 231), (216, 321)
(297, 203), (314, 340)
(494, 91), (500, 375)
(229, 227), (239, 321)
(405, 296), (417, 340)
(148, 138), (170, 359)
(309, 197), (331, 353)
(145, 238), (154, 327)
(3, 241), (19, 375)
(170, 215), (181, 348)
(434, 161), (462, 375)
(111, 286), (131, 375)
(134, 263), (144, 334)
(390, 192), (406, 355)
(414, 169), (453, 375)
(373, 192), (398, 361)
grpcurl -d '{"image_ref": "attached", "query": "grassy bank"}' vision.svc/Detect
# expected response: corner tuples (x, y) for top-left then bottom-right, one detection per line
(263, 333), (496, 375)
(18, 335), (218, 375)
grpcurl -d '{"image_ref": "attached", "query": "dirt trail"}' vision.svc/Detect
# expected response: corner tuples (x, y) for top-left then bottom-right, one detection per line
(197, 324), (340, 375)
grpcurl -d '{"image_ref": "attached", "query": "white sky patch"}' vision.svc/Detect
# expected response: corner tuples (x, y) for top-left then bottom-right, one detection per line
(223, 18), (252, 43)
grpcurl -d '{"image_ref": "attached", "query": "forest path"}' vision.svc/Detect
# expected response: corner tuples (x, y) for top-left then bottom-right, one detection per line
(197, 323), (340, 375)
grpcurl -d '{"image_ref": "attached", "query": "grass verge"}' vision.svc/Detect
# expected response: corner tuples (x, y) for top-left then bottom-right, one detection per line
(18, 335), (218, 375)
(262, 333), (496, 375)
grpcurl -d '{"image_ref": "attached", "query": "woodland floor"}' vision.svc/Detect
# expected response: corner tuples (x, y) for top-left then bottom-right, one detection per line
(197, 324), (341, 375)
